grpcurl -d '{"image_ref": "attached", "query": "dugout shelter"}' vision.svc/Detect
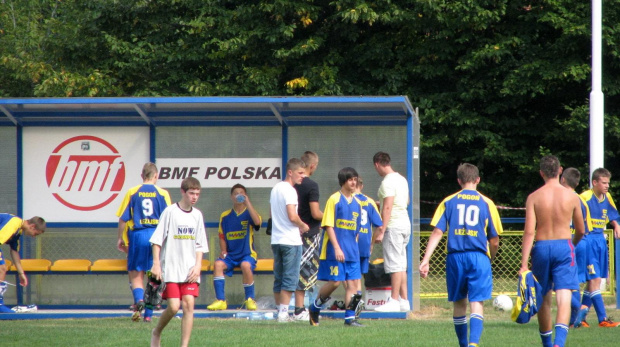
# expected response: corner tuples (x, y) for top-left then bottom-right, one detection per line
(0, 96), (420, 314)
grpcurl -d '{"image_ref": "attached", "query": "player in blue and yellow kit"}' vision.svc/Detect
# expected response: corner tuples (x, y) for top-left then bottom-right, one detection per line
(207, 184), (261, 311)
(354, 176), (383, 315)
(116, 162), (171, 322)
(0, 214), (46, 313)
(420, 163), (502, 347)
(559, 168), (594, 328)
(309, 167), (364, 327)
(574, 168), (620, 327)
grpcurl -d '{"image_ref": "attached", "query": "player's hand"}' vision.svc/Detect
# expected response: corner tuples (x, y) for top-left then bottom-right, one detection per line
(18, 272), (28, 286)
(419, 261), (429, 278)
(614, 225), (620, 239)
(186, 265), (201, 283)
(150, 263), (162, 281)
(116, 239), (128, 253)
(335, 249), (345, 262)
(374, 227), (385, 243)
(299, 223), (309, 234)
(518, 266), (529, 275)
(219, 251), (227, 259)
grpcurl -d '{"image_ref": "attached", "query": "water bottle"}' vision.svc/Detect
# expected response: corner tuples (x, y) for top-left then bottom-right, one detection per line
(233, 312), (251, 319)
(249, 312), (275, 320)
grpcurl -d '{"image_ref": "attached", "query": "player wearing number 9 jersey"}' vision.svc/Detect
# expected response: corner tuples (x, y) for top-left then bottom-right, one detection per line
(421, 163), (503, 347)
(116, 162), (171, 322)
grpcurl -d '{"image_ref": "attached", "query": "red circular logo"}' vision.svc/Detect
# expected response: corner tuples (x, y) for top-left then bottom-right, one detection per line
(45, 136), (126, 211)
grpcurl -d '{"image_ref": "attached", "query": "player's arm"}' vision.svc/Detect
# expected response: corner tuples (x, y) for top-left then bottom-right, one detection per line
(519, 196), (536, 274)
(325, 226), (344, 262)
(611, 219), (620, 239)
(287, 204), (309, 233)
(309, 201), (323, 222)
(375, 195), (394, 243)
(572, 196), (585, 245)
(218, 234), (227, 259)
(9, 249), (28, 286)
(243, 194), (262, 227)
(419, 227), (443, 278)
(117, 218), (128, 253)
(488, 236), (499, 262)
(150, 244), (162, 281)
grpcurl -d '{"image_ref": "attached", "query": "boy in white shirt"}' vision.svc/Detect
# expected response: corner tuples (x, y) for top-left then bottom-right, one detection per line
(149, 177), (208, 347)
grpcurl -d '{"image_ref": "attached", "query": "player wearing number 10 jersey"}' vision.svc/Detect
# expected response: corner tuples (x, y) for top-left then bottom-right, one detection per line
(421, 163), (503, 347)
(116, 162), (172, 322)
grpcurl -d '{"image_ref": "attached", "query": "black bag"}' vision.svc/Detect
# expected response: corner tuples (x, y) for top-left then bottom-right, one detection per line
(364, 262), (392, 288)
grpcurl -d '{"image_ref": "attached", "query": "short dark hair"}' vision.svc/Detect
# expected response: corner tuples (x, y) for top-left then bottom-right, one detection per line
(592, 167), (611, 182)
(561, 167), (581, 189)
(338, 167), (359, 186)
(373, 151), (391, 167)
(230, 183), (246, 195)
(142, 162), (158, 180)
(181, 177), (201, 192)
(457, 163), (479, 184)
(286, 158), (306, 172)
(540, 155), (561, 178)
(300, 151), (318, 166)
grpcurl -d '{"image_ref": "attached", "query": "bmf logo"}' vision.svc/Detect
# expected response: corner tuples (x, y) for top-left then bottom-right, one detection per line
(45, 135), (126, 211)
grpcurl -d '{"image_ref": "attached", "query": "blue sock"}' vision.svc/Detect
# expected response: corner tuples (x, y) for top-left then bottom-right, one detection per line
(132, 288), (144, 304)
(243, 282), (255, 300)
(581, 290), (592, 308)
(553, 323), (569, 347)
(540, 330), (552, 347)
(453, 316), (468, 347)
(344, 309), (355, 323)
(570, 290), (581, 325)
(0, 304), (12, 313)
(469, 313), (483, 346)
(144, 307), (153, 319)
(214, 277), (226, 301)
(590, 290), (607, 323)
(310, 297), (324, 313)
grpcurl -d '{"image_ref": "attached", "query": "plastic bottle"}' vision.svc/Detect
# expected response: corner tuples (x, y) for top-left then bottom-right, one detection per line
(234, 312), (275, 320)
(233, 312), (251, 319)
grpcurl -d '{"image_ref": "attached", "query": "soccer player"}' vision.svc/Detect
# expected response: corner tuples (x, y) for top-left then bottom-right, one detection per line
(355, 177), (383, 299)
(149, 177), (208, 347)
(116, 162), (171, 322)
(207, 183), (261, 311)
(559, 168), (593, 328)
(293, 151), (323, 321)
(520, 155), (585, 347)
(270, 158), (309, 323)
(309, 167), (364, 327)
(0, 215), (46, 313)
(372, 151), (411, 312)
(574, 168), (620, 327)
(420, 163), (502, 347)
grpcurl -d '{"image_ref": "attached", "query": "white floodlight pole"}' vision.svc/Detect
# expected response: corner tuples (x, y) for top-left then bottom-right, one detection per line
(590, 0), (604, 181)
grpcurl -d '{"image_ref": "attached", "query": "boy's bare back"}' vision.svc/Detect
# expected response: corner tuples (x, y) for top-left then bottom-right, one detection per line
(525, 180), (583, 241)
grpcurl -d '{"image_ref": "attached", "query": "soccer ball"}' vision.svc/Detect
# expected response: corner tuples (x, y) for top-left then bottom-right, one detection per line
(493, 295), (513, 312)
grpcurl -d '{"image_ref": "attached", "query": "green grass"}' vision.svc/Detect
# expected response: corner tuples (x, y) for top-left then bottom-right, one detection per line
(2, 298), (620, 346)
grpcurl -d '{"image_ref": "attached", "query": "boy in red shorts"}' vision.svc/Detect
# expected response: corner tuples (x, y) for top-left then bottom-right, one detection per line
(149, 177), (208, 347)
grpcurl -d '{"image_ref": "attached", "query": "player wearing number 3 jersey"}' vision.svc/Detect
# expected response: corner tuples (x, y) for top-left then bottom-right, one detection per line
(116, 162), (172, 322)
(421, 163), (503, 347)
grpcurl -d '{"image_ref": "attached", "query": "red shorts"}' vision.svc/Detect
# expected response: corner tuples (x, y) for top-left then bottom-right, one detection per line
(163, 282), (200, 299)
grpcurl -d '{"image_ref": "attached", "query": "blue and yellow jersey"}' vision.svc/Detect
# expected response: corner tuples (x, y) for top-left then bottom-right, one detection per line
(355, 193), (383, 257)
(116, 184), (172, 235)
(572, 194), (593, 235)
(580, 190), (620, 234)
(0, 214), (24, 251)
(320, 191), (362, 261)
(430, 189), (503, 257)
(219, 208), (261, 261)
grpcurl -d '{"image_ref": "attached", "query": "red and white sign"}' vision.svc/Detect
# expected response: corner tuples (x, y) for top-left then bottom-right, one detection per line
(23, 128), (149, 222)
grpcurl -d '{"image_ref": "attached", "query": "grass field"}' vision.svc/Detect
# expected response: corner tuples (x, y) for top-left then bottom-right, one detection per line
(2, 298), (620, 346)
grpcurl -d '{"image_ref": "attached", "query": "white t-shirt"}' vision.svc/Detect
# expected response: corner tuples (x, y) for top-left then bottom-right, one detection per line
(270, 181), (302, 246)
(378, 172), (411, 229)
(150, 203), (209, 283)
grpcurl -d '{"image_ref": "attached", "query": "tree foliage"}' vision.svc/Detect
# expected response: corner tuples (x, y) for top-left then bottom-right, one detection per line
(2, 0), (620, 216)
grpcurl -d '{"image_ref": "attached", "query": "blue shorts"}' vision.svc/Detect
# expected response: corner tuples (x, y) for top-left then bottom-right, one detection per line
(360, 257), (369, 274)
(317, 260), (361, 282)
(585, 234), (608, 281)
(127, 228), (156, 272)
(446, 252), (492, 302)
(272, 244), (302, 293)
(575, 237), (587, 283)
(217, 255), (256, 277)
(0, 249), (6, 266)
(531, 239), (578, 295)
